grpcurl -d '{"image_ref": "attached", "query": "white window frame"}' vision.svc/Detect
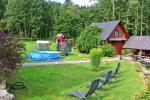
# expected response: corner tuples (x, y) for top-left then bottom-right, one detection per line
(114, 30), (119, 38)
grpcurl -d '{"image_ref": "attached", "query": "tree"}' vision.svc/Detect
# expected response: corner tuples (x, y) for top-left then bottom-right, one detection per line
(64, 0), (73, 6)
(0, 0), (7, 19)
(48, 1), (62, 38)
(1, 0), (150, 39)
(77, 26), (101, 53)
(54, 5), (82, 38)
(96, 0), (114, 21)
(93, 0), (150, 36)
(3, 0), (53, 39)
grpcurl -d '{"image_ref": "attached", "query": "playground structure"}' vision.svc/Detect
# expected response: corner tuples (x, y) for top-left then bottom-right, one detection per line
(56, 33), (73, 56)
(56, 33), (65, 49)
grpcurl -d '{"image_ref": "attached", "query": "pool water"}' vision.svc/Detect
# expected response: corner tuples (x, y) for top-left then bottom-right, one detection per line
(27, 50), (60, 61)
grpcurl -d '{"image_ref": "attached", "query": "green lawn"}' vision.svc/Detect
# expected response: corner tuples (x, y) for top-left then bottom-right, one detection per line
(24, 41), (35, 54)
(24, 40), (89, 61)
(11, 60), (144, 100)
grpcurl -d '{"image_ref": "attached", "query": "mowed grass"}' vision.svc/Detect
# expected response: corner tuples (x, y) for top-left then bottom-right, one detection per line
(11, 60), (144, 100)
(24, 41), (35, 54)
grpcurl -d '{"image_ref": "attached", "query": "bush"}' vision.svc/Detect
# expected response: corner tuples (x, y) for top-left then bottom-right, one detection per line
(137, 75), (150, 99)
(122, 49), (132, 56)
(145, 64), (150, 69)
(0, 30), (25, 81)
(134, 63), (142, 72)
(90, 48), (103, 71)
(137, 89), (150, 100)
(145, 75), (150, 89)
(100, 42), (114, 57)
(77, 26), (101, 54)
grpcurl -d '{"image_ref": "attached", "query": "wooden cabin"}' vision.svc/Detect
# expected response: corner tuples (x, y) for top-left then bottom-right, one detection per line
(93, 20), (129, 55)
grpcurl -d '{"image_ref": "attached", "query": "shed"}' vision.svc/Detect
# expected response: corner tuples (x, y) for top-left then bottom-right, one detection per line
(93, 20), (129, 55)
(124, 36), (150, 55)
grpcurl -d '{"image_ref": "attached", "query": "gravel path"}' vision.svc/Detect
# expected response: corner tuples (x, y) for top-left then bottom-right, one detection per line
(22, 56), (121, 67)
(22, 60), (90, 67)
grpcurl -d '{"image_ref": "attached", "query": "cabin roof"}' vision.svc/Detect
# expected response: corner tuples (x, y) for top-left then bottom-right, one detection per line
(92, 20), (120, 40)
(124, 36), (150, 50)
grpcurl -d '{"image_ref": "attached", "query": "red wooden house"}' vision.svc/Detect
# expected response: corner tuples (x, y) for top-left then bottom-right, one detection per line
(93, 20), (129, 55)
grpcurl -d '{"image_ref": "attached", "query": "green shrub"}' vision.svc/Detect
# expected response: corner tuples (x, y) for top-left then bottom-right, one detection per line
(145, 75), (150, 89)
(145, 64), (150, 69)
(77, 26), (101, 54)
(100, 42), (114, 57)
(137, 89), (150, 100)
(122, 49), (132, 56)
(137, 75), (150, 99)
(0, 30), (25, 80)
(134, 63), (142, 72)
(90, 48), (103, 71)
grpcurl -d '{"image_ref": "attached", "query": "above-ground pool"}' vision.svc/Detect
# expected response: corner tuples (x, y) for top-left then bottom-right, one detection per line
(27, 50), (60, 61)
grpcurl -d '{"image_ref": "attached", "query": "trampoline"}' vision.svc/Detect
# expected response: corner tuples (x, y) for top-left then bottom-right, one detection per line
(27, 50), (60, 61)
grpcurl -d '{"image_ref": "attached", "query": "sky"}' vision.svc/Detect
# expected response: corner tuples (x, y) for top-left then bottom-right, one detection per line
(51, 0), (96, 6)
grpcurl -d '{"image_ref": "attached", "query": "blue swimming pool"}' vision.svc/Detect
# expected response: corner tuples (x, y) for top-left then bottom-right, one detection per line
(27, 50), (60, 61)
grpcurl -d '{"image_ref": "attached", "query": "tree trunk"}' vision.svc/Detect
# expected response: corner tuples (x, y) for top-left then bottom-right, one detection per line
(140, 0), (143, 36)
(112, 0), (115, 20)
(135, 7), (139, 35)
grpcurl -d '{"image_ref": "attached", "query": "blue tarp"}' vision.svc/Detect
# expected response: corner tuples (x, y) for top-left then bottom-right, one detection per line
(27, 50), (60, 61)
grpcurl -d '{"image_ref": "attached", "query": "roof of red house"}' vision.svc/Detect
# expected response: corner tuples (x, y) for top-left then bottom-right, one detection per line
(92, 20), (121, 40)
(124, 36), (150, 50)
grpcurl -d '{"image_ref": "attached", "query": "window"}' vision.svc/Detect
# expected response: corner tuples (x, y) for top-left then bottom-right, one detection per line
(114, 30), (119, 38)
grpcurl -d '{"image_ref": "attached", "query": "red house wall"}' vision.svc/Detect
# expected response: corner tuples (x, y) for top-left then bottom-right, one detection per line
(111, 41), (125, 55)
(108, 23), (128, 40)
(107, 23), (129, 55)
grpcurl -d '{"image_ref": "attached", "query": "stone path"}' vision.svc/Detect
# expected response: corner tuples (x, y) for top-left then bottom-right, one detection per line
(22, 60), (90, 67)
